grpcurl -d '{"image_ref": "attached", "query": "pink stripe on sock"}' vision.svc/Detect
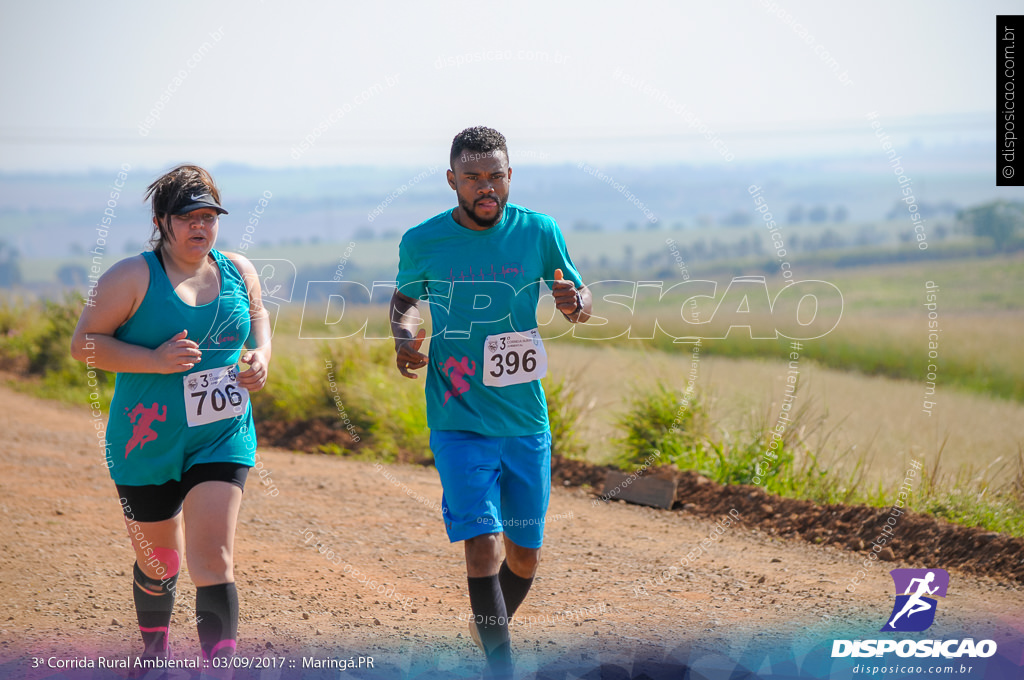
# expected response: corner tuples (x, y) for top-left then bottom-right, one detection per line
(202, 639), (236, 660)
(212, 640), (236, 655)
(139, 626), (168, 633)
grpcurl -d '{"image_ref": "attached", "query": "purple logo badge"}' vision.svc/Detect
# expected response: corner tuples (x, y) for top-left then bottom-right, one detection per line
(881, 568), (949, 632)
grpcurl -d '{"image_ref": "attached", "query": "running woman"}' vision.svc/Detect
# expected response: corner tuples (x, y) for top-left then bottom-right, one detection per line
(389, 127), (592, 678)
(70, 165), (271, 668)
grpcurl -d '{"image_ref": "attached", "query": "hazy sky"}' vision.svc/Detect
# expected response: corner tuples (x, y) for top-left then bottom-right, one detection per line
(0, 1), (1008, 172)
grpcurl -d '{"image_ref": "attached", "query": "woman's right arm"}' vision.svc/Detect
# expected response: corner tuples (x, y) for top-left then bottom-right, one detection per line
(70, 255), (201, 374)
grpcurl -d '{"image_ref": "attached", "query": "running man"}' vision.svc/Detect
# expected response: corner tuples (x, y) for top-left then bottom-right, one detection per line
(888, 571), (939, 628)
(389, 127), (592, 677)
(70, 165), (271, 670)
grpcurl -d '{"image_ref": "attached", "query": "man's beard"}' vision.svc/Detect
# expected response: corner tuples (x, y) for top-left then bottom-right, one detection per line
(459, 194), (506, 228)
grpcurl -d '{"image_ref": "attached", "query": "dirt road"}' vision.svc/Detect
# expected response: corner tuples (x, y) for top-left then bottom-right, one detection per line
(1, 383), (1022, 678)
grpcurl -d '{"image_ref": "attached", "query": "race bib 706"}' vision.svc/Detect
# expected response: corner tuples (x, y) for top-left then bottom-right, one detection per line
(183, 365), (249, 427)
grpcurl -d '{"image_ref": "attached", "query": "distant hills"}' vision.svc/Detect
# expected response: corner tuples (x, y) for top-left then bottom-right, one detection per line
(0, 140), (1020, 292)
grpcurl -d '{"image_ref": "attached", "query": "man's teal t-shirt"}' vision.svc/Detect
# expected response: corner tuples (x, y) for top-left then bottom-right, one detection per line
(396, 203), (583, 437)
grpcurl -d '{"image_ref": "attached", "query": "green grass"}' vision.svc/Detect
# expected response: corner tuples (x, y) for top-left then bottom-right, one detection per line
(0, 293), (116, 406)
(914, 445), (1024, 536)
(613, 380), (1024, 536)
(639, 332), (1024, 403)
(544, 370), (591, 460)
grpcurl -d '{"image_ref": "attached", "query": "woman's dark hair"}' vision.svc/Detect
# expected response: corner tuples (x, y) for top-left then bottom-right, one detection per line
(143, 164), (222, 251)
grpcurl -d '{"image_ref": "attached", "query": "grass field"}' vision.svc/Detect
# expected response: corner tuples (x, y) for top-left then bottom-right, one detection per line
(545, 344), (1024, 483)
(596, 252), (1024, 402)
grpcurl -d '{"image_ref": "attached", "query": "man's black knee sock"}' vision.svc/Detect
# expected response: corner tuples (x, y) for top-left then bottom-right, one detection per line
(498, 560), (534, 619)
(195, 583), (238, 660)
(467, 574), (512, 672)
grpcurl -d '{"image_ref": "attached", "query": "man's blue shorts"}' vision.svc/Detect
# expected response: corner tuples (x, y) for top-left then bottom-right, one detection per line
(429, 429), (551, 549)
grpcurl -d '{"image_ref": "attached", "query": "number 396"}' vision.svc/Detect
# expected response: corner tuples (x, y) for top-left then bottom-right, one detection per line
(488, 349), (536, 378)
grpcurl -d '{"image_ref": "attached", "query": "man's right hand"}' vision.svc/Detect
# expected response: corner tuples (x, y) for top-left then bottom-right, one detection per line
(396, 328), (428, 379)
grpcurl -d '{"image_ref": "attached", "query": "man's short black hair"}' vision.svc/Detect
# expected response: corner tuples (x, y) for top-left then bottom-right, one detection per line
(450, 126), (508, 169)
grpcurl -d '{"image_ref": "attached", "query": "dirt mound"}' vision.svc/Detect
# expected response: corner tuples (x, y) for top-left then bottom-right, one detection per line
(551, 456), (1024, 585)
(255, 417), (432, 464)
(255, 417), (359, 453)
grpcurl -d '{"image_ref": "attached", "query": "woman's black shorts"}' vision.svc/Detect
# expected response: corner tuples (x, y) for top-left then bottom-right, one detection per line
(116, 462), (249, 523)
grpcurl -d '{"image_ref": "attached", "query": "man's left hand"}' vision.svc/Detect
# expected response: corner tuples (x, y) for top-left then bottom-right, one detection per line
(552, 268), (582, 318)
